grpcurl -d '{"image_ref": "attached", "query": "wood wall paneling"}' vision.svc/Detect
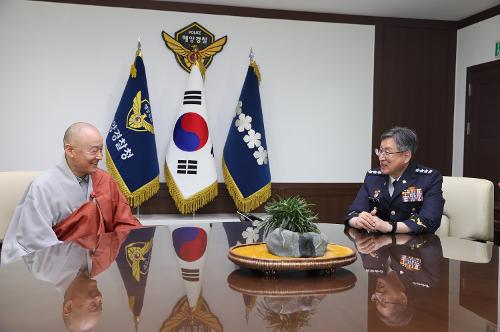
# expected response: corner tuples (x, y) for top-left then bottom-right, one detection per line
(138, 182), (361, 224)
(372, 20), (456, 175)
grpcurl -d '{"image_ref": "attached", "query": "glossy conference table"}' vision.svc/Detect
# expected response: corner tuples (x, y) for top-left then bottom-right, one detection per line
(0, 219), (498, 332)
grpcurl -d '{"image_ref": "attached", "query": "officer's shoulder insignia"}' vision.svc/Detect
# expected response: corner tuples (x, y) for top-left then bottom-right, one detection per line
(415, 168), (433, 174)
(367, 169), (382, 175)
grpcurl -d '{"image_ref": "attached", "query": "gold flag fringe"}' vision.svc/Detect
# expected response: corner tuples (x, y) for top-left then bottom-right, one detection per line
(222, 159), (271, 212)
(164, 164), (218, 214)
(105, 147), (159, 208)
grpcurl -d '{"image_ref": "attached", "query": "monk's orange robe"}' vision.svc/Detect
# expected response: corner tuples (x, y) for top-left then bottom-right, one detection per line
(75, 230), (130, 277)
(53, 169), (142, 242)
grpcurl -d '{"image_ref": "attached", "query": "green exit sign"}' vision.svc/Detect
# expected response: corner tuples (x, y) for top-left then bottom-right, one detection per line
(496, 42), (500, 57)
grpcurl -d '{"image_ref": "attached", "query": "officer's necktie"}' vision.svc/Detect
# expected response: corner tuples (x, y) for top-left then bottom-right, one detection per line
(389, 179), (398, 197)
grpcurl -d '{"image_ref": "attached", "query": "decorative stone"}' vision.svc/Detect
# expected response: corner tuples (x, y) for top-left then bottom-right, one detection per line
(266, 228), (328, 258)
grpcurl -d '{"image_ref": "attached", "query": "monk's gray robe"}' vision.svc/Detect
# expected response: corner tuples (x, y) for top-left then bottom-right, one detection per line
(1, 160), (93, 265)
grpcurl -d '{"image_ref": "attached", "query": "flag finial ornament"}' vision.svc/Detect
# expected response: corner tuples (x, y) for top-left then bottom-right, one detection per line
(130, 39), (142, 78)
(249, 48), (254, 63)
(248, 49), (261, 83)
(136, 38), (142, 57)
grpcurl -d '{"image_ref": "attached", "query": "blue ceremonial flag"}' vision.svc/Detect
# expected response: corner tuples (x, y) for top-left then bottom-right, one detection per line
(223, 60), (271, 212)
(116, 227), (155, 331)
(106, 46), (159, 207)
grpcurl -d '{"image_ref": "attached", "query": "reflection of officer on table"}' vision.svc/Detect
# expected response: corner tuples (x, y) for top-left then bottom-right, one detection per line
(346, 127), (444, 234)
(346, 228), (442, 327)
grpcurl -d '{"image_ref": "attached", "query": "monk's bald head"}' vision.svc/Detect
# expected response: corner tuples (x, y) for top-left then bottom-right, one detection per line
(63, 122), (103, 177)
(63, 122), (101, 146)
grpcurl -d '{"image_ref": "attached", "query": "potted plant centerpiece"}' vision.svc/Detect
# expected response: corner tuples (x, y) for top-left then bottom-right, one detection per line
(262, 195), (328, 257)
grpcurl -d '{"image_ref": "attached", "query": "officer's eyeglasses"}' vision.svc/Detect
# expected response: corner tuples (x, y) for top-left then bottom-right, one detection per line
(375, 148), (406, 158)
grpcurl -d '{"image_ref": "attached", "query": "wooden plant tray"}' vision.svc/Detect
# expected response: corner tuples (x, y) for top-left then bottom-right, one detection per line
(228, 242), (357, 274)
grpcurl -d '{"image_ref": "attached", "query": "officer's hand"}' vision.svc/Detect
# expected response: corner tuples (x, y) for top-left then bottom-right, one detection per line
(353, 212), (376, 231)
(372, 216), (392, 233)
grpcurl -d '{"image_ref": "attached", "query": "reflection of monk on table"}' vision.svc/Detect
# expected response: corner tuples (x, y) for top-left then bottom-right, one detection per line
(1, 122), (141, 265)
(24, 230), (129, 332)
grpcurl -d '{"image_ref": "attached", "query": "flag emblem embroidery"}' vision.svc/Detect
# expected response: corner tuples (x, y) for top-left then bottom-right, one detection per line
(173, 112), (209, 152)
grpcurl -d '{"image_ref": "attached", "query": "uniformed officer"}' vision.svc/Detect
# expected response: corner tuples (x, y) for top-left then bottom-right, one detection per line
(345, 127), (444, 234)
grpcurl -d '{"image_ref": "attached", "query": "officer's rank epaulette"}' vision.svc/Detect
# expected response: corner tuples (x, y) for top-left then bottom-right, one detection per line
(415, 168), (433, 174)
(367, 169), (382, 175)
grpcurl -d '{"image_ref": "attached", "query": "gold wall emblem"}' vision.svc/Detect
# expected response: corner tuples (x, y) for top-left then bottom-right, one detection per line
(161, 22), (227, 72)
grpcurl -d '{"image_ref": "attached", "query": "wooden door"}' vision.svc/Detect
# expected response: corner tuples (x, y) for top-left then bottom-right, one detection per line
(464, 59), (500, 197)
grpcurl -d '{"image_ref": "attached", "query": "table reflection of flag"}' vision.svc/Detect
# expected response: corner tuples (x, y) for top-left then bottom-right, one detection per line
(116, 227), (156, 331)
(169, 224), (210, 308)
(223, 218), (264, 247)
(223, 60), (271, 212)
(165, 62), (217, 214)
(105, 46), (159, 207)
(160, 294), (223, 332)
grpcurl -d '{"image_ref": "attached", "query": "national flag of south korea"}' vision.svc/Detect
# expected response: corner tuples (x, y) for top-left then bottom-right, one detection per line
(168, 224), (210, 308)
(165, 62), (218, 214)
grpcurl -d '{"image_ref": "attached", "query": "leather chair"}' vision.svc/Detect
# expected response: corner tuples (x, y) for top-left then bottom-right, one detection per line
(435, 176), (494, 241)
(439, 236), (492, 263)
(0, 171), (41, 243)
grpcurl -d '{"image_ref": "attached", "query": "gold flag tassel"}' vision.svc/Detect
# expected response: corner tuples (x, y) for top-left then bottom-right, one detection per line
(222, 159), (271, 212)
(105, 147), (160, 208)
(164, 165), (218, 214)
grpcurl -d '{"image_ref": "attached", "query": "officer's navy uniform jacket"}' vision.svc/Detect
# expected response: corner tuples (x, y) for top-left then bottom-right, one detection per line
(346, 162), (444, 234)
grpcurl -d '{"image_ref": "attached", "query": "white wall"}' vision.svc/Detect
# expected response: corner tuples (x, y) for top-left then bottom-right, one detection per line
(453, 15), (500, 176)
(0, 0), (375, 182)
